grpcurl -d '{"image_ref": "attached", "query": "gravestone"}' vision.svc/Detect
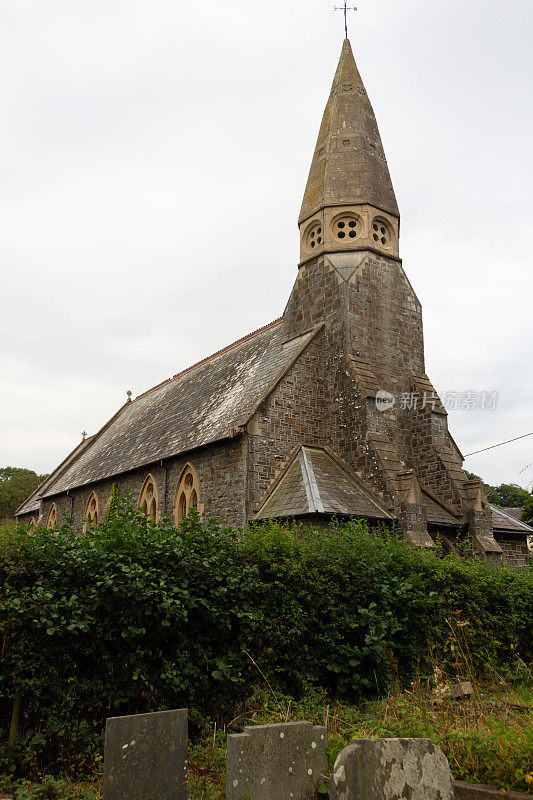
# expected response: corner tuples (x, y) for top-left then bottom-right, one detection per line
(329, 738), (454, 800)
(226, 721), (328, 800)
(448, 681), (474, 700)
(103, 708), (187, 800)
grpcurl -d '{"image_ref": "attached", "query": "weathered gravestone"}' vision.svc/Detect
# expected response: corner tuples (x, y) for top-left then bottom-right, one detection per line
(103, 708), (187, 800)
(226, 721), (328, 800)
(329, 738), (454, 800)
(448, 681), (474, 700)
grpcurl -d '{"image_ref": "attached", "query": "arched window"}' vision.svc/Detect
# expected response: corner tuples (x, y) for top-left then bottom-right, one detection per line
(46, 504), (57, 529)
(174, 464), (202, 524)
(139, 475), (159, 522)
(83, 492), (99, 532)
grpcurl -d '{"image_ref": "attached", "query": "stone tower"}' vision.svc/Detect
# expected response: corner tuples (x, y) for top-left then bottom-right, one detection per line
(298, 38), (399, 264)
(284, 39), (501, 557)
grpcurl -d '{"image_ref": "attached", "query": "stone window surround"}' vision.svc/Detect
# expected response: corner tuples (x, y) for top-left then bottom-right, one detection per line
(174, 463), (203, 524)
(83, 491), (99, 532)
(138, 474), (159, 522)
(299, 204), (399, 262)
(46, 503), (57, 529)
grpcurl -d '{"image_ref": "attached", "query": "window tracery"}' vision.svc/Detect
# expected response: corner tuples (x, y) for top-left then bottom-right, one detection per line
(139, 475), (159, 522)
(83, 492), (99, 531)
(174, 465), (202, 523)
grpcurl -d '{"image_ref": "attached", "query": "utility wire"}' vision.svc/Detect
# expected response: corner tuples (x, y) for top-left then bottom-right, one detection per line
(464, 432), (533, 458)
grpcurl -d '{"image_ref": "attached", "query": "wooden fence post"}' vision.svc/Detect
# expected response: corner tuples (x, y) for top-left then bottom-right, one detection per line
(8, 691), (21, 747)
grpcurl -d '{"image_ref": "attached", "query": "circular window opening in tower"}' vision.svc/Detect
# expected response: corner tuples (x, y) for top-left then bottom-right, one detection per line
(305, 220), (323, 253)
(332, 212), (361, 243)
(371, 217), (394, 248)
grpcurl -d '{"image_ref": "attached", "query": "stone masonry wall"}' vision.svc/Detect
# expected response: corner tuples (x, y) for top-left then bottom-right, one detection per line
(281, 251), (472, 513)
(345, 252), (425, 469)
(248, 329), (328, 511)
(494, 533), (530, 570)
(38, 438), (247, 530)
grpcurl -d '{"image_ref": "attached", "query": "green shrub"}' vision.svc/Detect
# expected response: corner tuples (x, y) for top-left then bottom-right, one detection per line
(0, 501), (531, 778)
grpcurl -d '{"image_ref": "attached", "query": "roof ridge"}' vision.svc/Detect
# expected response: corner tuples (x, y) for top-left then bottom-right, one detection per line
(134, 318), (283, 402)
(301, 447), (324, 513)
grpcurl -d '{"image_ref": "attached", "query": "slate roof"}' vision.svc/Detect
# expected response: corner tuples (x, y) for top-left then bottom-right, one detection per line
(37, 320), (319, 499)
(499, 507), (524, 522)
(423, 492), (460, 527)
(255, 446), (392, 520)
(490, 505), (533, 535)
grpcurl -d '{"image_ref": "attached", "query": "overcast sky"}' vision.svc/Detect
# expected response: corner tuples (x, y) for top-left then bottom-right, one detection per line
(1, 0), (532, 489)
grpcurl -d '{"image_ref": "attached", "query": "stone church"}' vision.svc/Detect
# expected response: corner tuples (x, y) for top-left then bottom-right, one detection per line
(17, 39), (530, 568)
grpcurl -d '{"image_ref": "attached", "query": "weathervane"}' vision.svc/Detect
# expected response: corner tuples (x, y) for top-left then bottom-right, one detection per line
(334, 1), (357, 39)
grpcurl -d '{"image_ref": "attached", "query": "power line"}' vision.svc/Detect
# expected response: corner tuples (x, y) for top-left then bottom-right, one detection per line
(464, 432), (533, 458)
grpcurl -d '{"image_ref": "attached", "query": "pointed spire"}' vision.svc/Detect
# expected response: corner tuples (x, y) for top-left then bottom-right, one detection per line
(299, 39), (398, 224)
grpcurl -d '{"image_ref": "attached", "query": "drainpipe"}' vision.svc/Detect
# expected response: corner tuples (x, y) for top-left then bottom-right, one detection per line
(160, 460), (168, 517)
(66, 490), (74, 519)
(244, 430), (250, 530)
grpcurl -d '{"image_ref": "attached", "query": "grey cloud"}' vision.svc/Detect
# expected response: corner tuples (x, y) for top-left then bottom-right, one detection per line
(1, 0), (531, 488)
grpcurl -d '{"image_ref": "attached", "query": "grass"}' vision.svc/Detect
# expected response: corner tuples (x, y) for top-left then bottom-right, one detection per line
(1, 674), (531, 799)
(187, 678), (533, 799)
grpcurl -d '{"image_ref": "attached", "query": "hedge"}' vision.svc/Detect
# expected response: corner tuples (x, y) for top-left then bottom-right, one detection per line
(0, 499), (531, 776)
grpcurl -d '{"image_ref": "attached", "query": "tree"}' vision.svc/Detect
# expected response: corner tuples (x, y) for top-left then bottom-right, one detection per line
(521, 495), (533, 525)
(464, 472), (530, 508)
(0, 467), (48, 521)
(493, 483), (531, 508)
(464, 471), (499, 504)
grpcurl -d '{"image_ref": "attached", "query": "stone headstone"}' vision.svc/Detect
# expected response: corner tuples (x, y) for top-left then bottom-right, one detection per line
(448, 681), (474, 700)
(226, 721), (328, 800)
(103, 708), (187, 800)
(330, 738), (454, 800)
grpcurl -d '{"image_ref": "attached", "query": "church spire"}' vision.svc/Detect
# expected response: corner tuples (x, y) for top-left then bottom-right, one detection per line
(299, 39), (399, 263)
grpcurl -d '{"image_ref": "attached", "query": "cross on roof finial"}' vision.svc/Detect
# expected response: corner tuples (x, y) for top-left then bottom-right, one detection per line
(334, 1), (357, 39)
